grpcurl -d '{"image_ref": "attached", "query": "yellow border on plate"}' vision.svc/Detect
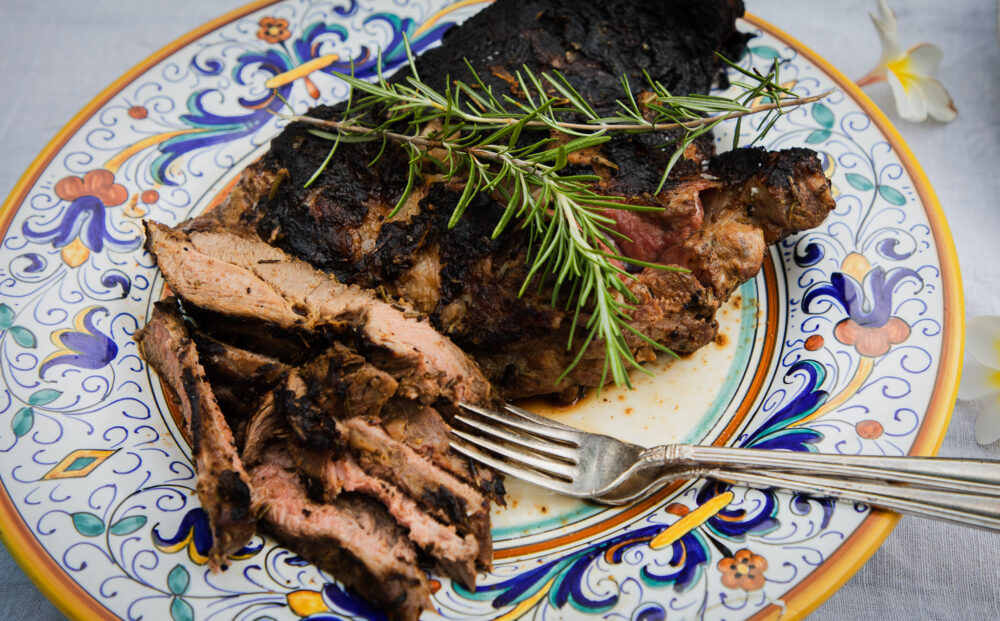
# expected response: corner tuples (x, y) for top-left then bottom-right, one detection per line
(742, 14), (965, 621)
(0, 6), (964, 621)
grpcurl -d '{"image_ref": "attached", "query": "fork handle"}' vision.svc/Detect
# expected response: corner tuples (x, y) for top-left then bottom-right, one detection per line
(707, 468), (1000, 531)
(657, 445), (1000, 497)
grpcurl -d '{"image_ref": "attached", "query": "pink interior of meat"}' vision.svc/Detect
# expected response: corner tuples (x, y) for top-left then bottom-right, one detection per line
(605, 188), (721, 269)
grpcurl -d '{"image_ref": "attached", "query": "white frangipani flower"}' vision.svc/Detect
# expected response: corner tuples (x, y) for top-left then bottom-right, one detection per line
(958, 316), (1000, 445)
(857, 0), (957, 123)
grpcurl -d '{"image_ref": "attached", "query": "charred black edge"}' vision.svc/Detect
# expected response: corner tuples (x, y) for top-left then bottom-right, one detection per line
(181, 366), (202, 454)
(218, 470), (253, 523)
(421, 485), (467, 524)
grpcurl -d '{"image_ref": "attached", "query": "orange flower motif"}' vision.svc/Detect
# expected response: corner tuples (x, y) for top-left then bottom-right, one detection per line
(804, 264), (920, 358)
(834, 316), (910, 358)
(54, 169), (127, 207)
(718, 548), (767, 591)
(257, 17), (291, 44)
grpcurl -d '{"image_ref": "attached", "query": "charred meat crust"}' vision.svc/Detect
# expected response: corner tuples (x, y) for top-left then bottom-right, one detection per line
(411, 0), (748, 115)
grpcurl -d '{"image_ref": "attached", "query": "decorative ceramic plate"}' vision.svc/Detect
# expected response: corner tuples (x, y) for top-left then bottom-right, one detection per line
(0, 1), (962, 620)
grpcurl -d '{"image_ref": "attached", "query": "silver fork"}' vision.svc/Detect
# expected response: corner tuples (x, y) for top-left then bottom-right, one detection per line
(451, 403), (1000, 531)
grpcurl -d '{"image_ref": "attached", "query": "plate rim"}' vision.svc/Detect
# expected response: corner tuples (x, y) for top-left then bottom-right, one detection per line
(740, 14), (964, 621)
(0, 5), (964, 621)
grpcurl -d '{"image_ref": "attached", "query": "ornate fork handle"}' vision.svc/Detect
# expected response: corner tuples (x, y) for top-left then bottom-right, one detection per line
(621, 445), (1000, 529)
(700, 468), (1000, 531)
(648, 445), (1000, 496)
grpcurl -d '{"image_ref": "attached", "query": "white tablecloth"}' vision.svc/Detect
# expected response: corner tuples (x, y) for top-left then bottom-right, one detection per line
(1, 1), (998, 619)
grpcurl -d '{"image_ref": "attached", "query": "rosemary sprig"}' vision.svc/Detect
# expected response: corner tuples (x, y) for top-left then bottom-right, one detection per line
(278, 45), (830, 388)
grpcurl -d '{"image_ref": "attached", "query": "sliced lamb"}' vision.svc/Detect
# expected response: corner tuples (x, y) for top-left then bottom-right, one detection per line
(134, 300), (256, 568)
(193, 332), (287, 389)
(272, 367), (493, 567)
(143, 221), (490, 405)
(381, 399), (506, 505)
(289, 441), (479, 588)
(338, 417), (493, 569)
(192, 332), (287, 444)
(251, 449), (430, 620)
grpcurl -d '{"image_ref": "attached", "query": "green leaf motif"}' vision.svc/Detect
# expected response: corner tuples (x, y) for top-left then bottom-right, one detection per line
(750, 46), (781, 60)
(28, 389), (61, 407)
(805, 129), (831, 144)
(168, 564), (190, 596)
(109, 515), (147, 536)
(9, 326), (36, 349)
(879, 185), (907, 206)
(845, 173), (874, 191)
(811, 102), (835, 129)
(71, 512), (105, 537)
(11, 407), (33, 438)
(170, 597), (194, 621)
(0, 304), (13, 331)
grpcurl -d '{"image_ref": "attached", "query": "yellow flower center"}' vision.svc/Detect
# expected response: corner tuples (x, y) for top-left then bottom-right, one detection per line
(885, 56), (919, 92)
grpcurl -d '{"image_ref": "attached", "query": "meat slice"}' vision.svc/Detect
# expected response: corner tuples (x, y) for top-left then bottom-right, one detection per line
(251, 449), (430, 620)
(290, 442), (479, 588)
(272, 367), (494, 567)
(134, 300), (255, 568)
(291, 342), (398, 420)
(382, 400), (505, 505)
(192, 332), (287, 444)
(143, 221), (490, 405)
(338, 417), (493, 568)
(194, 332), (286, 389)
(241, 392), (286, 467)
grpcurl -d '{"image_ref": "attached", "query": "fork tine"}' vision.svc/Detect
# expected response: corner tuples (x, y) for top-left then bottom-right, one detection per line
(502, 403), (581, 433)
(459, 403), (580, 444)
(449, 438), (580, 496)
(453, 414), (579, 462)
(450, 429), (578, 480)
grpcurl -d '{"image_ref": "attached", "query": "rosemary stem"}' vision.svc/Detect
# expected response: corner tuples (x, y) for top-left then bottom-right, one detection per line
(284, 90), (830, 138)
(283, 114), (554, 174)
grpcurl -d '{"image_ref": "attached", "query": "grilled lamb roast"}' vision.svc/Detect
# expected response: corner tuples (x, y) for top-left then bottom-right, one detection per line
(189, 0), (834, 401)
